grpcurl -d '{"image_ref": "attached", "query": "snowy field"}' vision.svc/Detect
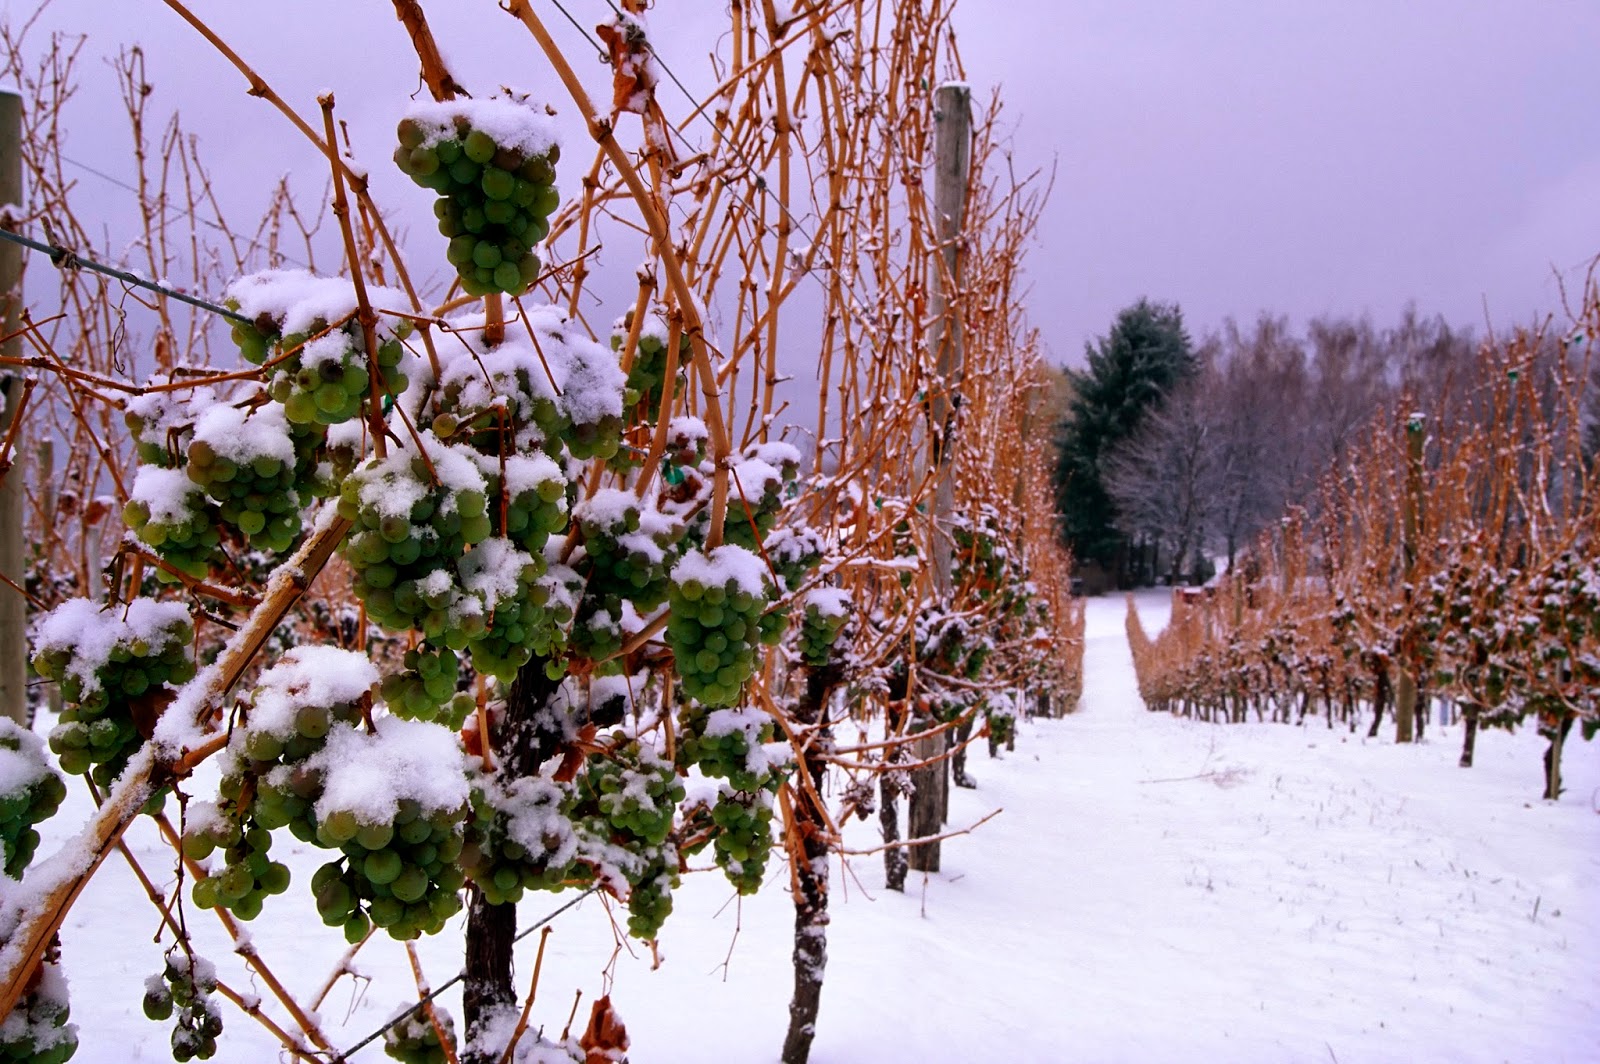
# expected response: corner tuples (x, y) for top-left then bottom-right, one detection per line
(45, 590), (1600, 1062)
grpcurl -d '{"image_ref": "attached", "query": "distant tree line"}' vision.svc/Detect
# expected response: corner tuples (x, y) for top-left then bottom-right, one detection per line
(1049, 300), (1577, 591)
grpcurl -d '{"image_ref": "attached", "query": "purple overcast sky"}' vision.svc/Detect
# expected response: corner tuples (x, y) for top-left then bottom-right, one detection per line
(7, 0), (1600, 368)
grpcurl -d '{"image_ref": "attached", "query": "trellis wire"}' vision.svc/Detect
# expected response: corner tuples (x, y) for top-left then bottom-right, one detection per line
(0, 223), (251, 325)
(327, 884), (603, 1063)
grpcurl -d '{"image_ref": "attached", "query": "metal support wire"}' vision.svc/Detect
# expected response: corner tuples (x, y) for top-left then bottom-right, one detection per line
(0, 224), (251, 326)
(328, 883), (604, 1062)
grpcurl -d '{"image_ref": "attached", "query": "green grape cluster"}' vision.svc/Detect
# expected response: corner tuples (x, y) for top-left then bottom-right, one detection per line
(123, 467), (223, 582)
(0, 723), (68, 879)
(570, 601), (626, 672)
(431, 315), (625, 466)
(765, 525), (825, 593)
(378, 645), (468, 725)
(124, 391), (188, 468)
(395, 111), (560, 296)
(623, 858), (678, 940)
(228, 311), (411, 427)
(141, 953), (222, 1062)
(32, 598), (196, 787)
(660, 417), (708, 486)
(580, 746), (684, 848)
(561, 409), (625, 464)
(719, 446), (801, 553)
(709, 789), (775, 895)
(665, 547), (771, 707)
(480, 564), (583, 687)
(337, 442), (491, 635)
(611, 313), (688, 412)
(184, 648), (370, 923)
(676, 708), (779, 794)
(460, 778), (580, 907)
(185, 407), (307, 552)
(565, 742), (685, 940)
(383, 1004), (456, 1064)
(985, 702), (1016, 750)
(756, 606), (790, 648)
(481, 456), (569, 554)
(0, 966), (77, 1064)
(185, 821), (290, 922)
(310, 798), (467, 942)
(798, 594), (850, 667)
(576, 492), (680, 611)
(455, 541), (564, 683)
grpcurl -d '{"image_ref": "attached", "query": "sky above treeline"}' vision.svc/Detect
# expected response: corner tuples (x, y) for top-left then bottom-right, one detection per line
(5, 0), (1598, 368)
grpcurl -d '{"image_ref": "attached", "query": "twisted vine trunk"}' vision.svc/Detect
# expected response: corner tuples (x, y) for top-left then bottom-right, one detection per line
(951, 713), (976, 790)
(906, 715), (945, 872)
(1459, 703), (1480, 768)
(880, 776), (907, 892)
(1542, 712), (1573, 802)
(880, 686), (909, 892)
(1366, 664), (1391, 740)
(462, 663), (563, 1063)
(782, 663), (841, 1064)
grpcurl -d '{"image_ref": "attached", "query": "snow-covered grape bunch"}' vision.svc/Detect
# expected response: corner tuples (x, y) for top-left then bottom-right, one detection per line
(575, 743), (687, 939)
(190, 650), (471, 942)
(395, 96), (560, 297)
(383, 1004), (456, 1064)
(0, 721), (68, 879)
(141, 953), (224, 1062)
(621, 856), (678, 941)
(0, 961), (77, 1064)
(122, 466), (222, 584)
(707, 788), (774, 895)
(31, 598), (195, 788)
(184, 402), (316, 553)
(581, 744), (684, 849)
(225, 269), (413, 427)
(461, 776), (579, 907)
(336, 436), (492, 636)
(183, 650), (371, 923)
(378, 645), (473, 727)
(574, 490), (680, 612)
(666, 546), (773, 708)
(431, 303), (627, 466)
(481, 455), (569, 555)
(611, 312), (688, 414)
(309, 793), (468, 944)
(676, 706), (785, 795)
(718, 443), (801, 555)
(798, 589), (851, 668)
(758, 522), (826, 647)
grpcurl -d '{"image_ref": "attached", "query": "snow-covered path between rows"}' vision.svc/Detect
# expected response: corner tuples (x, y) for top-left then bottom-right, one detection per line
(65, 592), (1600, 1062)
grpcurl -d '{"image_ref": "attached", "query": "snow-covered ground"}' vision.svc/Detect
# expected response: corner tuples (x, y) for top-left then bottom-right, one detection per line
(44, 590), (1600, 1062)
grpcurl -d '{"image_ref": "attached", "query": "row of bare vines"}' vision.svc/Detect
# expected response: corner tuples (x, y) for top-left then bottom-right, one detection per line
(1127, 293), (1598, 803)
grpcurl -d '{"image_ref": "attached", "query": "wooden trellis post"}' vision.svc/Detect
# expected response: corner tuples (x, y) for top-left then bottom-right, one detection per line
(1, 88), (27, 726)
(1395, 413), (1425, 743)
(909, 81), (971, 874)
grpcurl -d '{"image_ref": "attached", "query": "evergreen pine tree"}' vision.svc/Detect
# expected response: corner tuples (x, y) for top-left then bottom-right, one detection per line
(1054, 299), (1195, 585)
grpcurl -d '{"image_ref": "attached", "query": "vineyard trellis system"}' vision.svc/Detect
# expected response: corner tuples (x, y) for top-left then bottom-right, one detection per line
(0, 2), (1081, 1063)
(1126, 294), (1599, 803)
